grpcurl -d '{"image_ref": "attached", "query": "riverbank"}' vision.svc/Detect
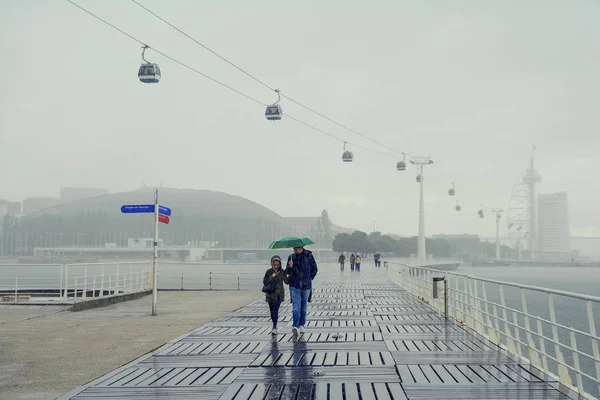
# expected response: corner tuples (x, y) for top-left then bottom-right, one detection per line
(0, 290), (261, 400)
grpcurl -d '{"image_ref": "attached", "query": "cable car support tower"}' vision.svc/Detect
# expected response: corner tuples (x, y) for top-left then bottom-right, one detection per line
(410, 157), (434, 260)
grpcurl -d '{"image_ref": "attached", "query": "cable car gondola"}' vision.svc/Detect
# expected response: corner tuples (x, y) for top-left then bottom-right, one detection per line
(265, 89), (282, 121)
(138, 45), (161, 84)
(416, 174), (421, 183)
(342, 142), (353, 162)
(478, 206), (484, 219)
(397, 153), (406, 171)
(448, 183), (455, 196)
(455, 201), (462, 212)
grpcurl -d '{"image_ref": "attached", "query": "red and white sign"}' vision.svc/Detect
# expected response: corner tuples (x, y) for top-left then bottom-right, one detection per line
(158, 214), (170, 225)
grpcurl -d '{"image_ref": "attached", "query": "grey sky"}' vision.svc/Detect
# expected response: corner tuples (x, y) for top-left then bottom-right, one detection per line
(1, 0), (599, 237)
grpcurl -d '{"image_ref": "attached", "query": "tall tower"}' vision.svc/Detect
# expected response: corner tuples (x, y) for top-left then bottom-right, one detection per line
(410, 157), (434, 260)
(521, 149), (542, 260)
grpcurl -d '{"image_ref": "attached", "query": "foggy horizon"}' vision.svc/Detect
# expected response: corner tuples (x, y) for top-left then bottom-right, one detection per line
(1, 0), (599, 237)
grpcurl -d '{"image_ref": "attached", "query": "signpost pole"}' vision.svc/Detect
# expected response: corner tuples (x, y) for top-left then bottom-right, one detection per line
(152, 189), (159, 316)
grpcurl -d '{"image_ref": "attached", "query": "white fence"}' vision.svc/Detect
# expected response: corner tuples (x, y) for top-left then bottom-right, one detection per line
(0, 261), (276, 305)
(387, 261), (600, 400)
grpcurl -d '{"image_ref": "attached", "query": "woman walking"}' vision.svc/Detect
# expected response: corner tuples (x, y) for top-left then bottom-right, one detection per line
(262, 255), (288, 335)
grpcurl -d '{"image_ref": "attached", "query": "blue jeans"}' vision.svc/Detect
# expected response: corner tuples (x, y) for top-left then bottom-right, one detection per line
(290, 286), (311, 328)
(356, 263), (361, 271)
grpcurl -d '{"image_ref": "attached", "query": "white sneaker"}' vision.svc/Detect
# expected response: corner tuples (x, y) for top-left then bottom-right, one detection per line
(299, 326), (305, 334)
(271, 328), (277, 335)
(292, 326), (299, 335)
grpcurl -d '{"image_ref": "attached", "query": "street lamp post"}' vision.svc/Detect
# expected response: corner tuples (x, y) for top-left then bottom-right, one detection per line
(410, 157), (434, 261)
(491, 208), (504, 260)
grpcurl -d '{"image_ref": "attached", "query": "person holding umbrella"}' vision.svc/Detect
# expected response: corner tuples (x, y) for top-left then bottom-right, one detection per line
(268, 236), (318, 335)
(286, 245), (318, 335)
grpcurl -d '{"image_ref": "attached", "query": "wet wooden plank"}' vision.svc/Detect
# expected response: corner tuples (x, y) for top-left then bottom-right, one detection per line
(60, 271), (572, 400)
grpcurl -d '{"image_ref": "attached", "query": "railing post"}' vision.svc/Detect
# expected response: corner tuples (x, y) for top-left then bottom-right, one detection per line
(130, 265), (133, 293)
(548, 294), (572, 387)
(466, 277), (474, 329)
(83, 265), (88, 301)
(237, 273), (240, 291)
(500, 286), (517, 354)
(455, 277), (462, 322)
(100, 266), (104, 298)
(74, 277), (78, 301)
(481, 282), (499, 345)
(521, 289), (542, 368)
(536, 319), (548, 373)
(14, 277), (18, 304)
(181, 272), (184, 291)
(512, 311), (523, 359)
(59, 265), (63, 302)
(472, 280), (483, 334)
(115, 264), (120, 295)
(569, 328), (584, 394)
(108, 274), (112, 296)
(92, 275), (96, 299)
(586, 300), (600, 397)
(209, 271), (212, 290)
(63, 264), (69, 301)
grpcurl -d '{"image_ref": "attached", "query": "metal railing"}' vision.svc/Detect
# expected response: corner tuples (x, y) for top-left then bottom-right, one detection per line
(0, 260), (304, 304)
(387, 261), (600, 400)
(0, 263), (152, 304)
(62, 262), (151, 302)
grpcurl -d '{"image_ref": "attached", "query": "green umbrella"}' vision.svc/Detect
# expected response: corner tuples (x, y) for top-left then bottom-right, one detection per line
(268, 236), (314, 249)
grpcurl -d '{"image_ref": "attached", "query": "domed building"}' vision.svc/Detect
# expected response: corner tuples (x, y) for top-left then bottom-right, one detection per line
(2, 188), (285, 253)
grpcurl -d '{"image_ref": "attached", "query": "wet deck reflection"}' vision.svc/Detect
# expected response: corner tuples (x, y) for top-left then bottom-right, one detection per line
(60, 270), (573, 399)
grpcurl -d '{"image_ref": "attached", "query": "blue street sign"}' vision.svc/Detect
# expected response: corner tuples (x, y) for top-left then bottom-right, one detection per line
(121, 204), (155, 214)
(158, 205), (171, 216)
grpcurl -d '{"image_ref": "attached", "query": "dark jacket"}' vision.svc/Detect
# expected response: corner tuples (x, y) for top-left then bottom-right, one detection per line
(338, 254), (345, 263)
(263, 267), (289, 303)
(286, 249), (318, 290)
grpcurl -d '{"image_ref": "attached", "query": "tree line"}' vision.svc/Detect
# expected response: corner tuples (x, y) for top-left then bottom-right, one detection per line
(332, 230), (516, 260)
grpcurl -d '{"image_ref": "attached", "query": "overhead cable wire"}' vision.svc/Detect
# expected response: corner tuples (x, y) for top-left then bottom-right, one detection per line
(129, 0), (408, 158)
(129, 0), (277, 92)
(286, 115), (397, 159)
(65, 0), (397, 160)
(66, 0), (265, 106)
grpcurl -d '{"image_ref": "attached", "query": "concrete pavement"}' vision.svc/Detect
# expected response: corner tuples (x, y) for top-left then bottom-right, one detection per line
(0, 290), (261, 400)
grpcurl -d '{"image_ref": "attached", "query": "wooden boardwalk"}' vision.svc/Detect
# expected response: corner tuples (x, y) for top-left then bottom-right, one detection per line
(60, 269), (574, 399)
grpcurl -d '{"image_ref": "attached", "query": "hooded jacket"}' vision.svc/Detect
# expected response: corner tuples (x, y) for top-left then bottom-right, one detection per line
(286, 249), (318, 290)
(263, 255), (289, 303)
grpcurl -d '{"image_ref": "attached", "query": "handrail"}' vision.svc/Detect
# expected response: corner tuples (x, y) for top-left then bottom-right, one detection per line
(386, 261), (600, 400)
(389, 261), (600, 304)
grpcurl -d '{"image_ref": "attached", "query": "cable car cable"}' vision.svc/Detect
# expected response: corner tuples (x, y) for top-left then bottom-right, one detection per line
(129, 0), (277, 92)
(128, 0), (408, 157)
(65, 0), (400, 161)
(65, 0), (265, 106)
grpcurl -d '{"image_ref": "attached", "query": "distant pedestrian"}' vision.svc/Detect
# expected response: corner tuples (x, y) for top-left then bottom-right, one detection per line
(355, 254), (362, 272)
(262, 255), (289, 335)
(350, 253), (356, 271)
(338, 253), (345, 271)
(374, 253), (381, 268)
(286, 246), (318, 335)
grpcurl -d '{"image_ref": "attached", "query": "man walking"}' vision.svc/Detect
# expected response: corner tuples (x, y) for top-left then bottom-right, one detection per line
(286, 246), (318, 335)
